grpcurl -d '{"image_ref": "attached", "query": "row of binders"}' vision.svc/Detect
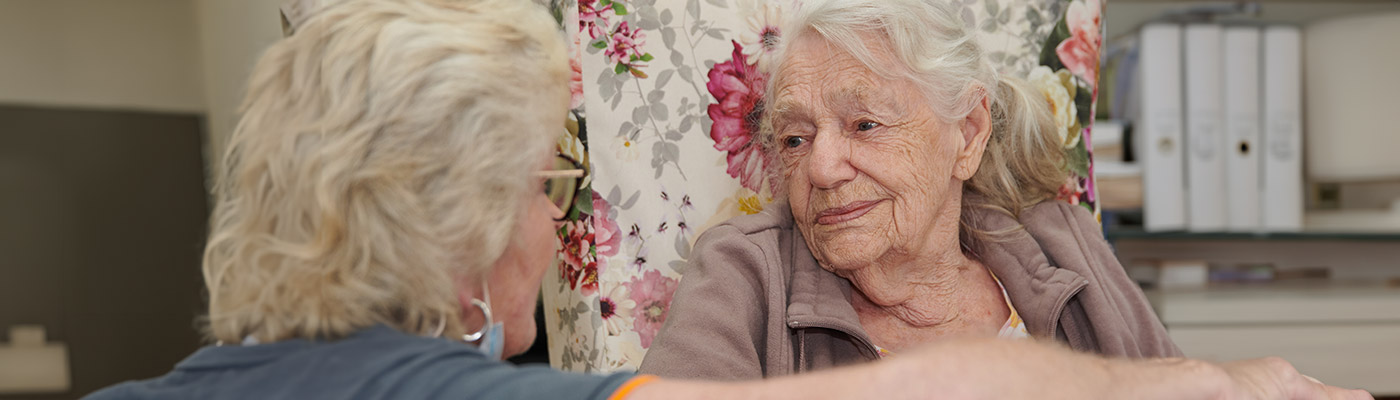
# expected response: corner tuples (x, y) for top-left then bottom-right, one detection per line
(1138, 23), (1303, 233)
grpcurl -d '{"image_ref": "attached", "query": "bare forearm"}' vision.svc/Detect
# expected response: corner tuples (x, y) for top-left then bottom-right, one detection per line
(626, 361), (891, 400)
(629, 361), (954, 400)
(626, 338), (1226, 400)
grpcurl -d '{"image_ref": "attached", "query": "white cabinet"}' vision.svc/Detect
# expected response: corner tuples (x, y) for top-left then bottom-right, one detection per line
(1151, 286), (1400, 395)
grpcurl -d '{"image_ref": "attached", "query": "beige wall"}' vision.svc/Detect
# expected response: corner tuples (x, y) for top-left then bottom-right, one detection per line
(0, 0), (205, 113)
(0, 0), (288, 169)
(195, 0), (285, 169)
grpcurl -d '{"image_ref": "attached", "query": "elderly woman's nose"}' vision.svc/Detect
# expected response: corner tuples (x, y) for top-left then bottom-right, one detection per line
(806, 132), (858, 189)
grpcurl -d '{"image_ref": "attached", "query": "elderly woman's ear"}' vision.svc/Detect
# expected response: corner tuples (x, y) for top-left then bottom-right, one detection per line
(953, 87), (994, 181)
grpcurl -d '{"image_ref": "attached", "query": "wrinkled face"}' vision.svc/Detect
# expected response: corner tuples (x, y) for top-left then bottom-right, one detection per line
(769, 33), (967, 272)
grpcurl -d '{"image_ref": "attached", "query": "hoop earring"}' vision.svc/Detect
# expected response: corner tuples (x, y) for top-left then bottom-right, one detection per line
(430, 314), (447, 338)
(462, 298), (493, 342)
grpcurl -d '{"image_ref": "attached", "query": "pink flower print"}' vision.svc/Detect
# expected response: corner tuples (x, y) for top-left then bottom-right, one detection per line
(1057, 36), (1098, 85)
(624, 223), (644, 248)
(1067, 0), (1102, 48)
(569, 47), (584, 110)
(598, 265), (637, 336)
(628, 243), (649, 270)
(1084, 173), (1097, 204)
(739, 0), (785, 71)
(667, 208), (693, 239)
(1057, 0), (1102, 85)
(628, 269), (679, 348)
(1056, 175), (1086, 206)
(679, 194), (694, 211)
(706, 41), (771, 192)
(599, 284), (636, 335)
(557, 219), (598, 296)
(605, 21), (647, 69)
(579, 0), (612, 41)
(676, 219), (693, 239)
(592, 191), (621, 258)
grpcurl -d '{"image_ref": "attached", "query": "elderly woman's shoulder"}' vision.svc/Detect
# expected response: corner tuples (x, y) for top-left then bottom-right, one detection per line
(1019, 199), (1104, 239)
(702, 200), (797, 238)
(685, 200), (798, 274)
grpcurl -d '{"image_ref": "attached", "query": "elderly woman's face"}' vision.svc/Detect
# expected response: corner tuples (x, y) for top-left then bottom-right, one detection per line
(770, 34), (976, 272)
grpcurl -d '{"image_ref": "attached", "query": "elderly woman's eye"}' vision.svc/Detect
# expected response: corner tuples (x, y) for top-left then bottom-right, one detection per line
(856, 121), (880, 131)
(783, 136), (807, 148)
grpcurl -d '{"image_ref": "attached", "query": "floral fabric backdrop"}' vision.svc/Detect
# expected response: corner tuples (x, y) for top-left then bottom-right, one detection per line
(542, 0), (1104, 373)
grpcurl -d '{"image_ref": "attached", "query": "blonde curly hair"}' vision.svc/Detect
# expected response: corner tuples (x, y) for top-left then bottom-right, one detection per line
(202, 0), (568, 343)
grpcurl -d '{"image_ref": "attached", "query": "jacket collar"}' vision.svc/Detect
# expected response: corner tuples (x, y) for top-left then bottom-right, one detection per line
(963, 200), (1088, 338)
(775, 198), (1087, 341)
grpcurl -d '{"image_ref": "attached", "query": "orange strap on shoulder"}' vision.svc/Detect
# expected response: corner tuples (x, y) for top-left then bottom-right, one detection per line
(607, 374), (659, 400)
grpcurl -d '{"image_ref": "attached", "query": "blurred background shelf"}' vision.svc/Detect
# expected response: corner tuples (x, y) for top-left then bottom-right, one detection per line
(1105, 1), (1400, 39)
(1148, 283), (1400, 325)
(1106, 228), (1400, 242)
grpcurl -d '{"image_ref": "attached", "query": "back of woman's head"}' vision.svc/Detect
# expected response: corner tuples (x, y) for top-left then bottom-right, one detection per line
(204, 0), (568, 343)
(763, 0), (1067, 222)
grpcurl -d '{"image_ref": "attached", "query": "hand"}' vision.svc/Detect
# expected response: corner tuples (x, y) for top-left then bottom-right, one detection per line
(1219, 357), (1373, 400)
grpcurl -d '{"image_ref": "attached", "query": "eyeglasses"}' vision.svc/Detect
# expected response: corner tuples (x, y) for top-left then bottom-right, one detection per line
(536, 154), (586, 221)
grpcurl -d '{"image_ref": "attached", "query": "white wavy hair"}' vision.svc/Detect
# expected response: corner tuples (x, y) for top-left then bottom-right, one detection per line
(203, 0), (568, 343)
(761, 0), (1068, 233)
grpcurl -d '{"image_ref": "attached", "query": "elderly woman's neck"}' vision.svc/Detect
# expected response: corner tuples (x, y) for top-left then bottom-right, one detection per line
(841, 247), (991, 324)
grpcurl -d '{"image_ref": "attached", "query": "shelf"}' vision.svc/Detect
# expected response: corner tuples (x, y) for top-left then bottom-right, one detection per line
(1148, 282), (1400, 325)
(1105, 228), (1400, 242)
(1105, 1), (1400, 39)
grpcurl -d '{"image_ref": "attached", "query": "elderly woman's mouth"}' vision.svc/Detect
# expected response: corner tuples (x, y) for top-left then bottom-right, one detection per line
(815, 200), (883, 225)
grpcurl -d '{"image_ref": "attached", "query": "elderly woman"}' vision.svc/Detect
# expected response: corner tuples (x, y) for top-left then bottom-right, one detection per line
(82, 0), (1368, 399)
(641, 0), (1178, 378)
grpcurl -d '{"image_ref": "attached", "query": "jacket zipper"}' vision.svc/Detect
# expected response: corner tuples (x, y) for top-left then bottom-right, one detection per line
(788, 319), (881, 366)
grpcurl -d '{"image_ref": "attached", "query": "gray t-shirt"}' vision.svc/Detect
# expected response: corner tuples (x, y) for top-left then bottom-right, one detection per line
(84, 325), (635, 400)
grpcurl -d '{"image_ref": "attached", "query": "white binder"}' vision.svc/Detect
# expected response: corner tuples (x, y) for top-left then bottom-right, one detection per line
(1223, 27), (1262, 232)
(1184, 24), (1227, 232)
(1139, 24), (1187, 232)
(1262, 26), (1304, 232)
